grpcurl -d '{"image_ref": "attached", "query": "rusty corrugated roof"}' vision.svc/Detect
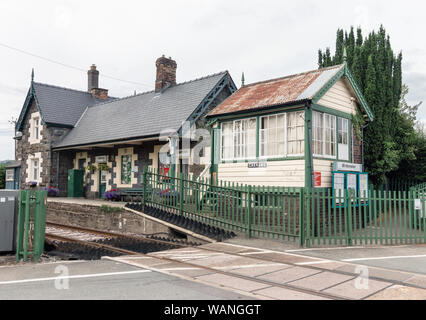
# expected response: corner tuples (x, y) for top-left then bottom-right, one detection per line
(208, 64), (344, 117)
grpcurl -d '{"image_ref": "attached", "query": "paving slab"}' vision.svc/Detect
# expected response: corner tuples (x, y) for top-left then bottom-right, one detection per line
(119, 257), (171, 268)
(229, 265), (291, 277)
(247, 252), (322, 265)
(367, 285), (426, 300)
(253, 286), (330, 300)
(309, 261), (348, 271)
(201, 243), (255, 254)
(188, 255), (265, 269)
(171, 269), (216, 278)
(196, 273), (271, 292)
(334, 264), (413, 282)
(323, 279), (392, 300)
(404, 275), (426, 288)
(288, 271), (354, 291)
(257, 266), (322, 284)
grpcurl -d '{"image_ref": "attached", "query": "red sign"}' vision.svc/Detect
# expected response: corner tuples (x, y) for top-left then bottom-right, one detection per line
(314, 172), (321, 187)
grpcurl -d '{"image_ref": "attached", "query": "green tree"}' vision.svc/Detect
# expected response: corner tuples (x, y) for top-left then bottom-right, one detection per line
(0, 164), (5, 189)
(316, 25), (414, 185)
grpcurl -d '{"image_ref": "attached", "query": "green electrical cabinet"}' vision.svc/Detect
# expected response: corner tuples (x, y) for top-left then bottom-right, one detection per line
(68, 169), (84, 198)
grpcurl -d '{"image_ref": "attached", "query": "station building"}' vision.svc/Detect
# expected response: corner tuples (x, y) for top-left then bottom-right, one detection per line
(12, 56), (236, 197)
(206, 62), (373, 189)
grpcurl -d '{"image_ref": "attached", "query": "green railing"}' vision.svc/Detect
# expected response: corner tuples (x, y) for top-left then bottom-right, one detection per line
(140, 169), (426, 248)
(16, 190), (47, 262)
(303, 188), (426, 247)
(143, 168), (303, 244)
(410, 182), (426, 193)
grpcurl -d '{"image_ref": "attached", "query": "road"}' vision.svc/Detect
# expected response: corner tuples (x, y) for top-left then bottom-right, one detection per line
(0, 260), (254, 300)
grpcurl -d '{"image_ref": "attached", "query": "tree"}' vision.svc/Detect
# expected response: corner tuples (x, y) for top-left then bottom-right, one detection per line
(316, 26), (417, 185)
(0, 164), (5, 189)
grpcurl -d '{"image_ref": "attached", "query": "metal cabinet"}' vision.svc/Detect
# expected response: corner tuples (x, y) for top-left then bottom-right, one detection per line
(0, 190), (19, 252)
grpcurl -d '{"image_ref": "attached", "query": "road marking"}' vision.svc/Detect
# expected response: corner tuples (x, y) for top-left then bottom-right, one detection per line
(0, 270), (152, 285)
(342, 254), (426, 262)
(295, 260), (334, 266)
(286, 245), (413, 252)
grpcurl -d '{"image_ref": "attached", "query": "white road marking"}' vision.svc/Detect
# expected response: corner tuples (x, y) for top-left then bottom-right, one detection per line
(0, 270), (152, 286)
(342, 254), (426, 262)
(218, 263), (284, 270)
(295, 260), (334, 266)
(286, 245), (413, 252)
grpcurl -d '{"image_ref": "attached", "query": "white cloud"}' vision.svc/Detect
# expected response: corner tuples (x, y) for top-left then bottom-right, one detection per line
(0, 0), (425, 160)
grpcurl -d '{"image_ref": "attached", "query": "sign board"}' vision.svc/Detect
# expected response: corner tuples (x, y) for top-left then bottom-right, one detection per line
(359, 174), (369, 201)
(314, 172), (321, 187)
(95, 155), (108, 163)
(333, 162), (363, 173)
(248, 162), (267, 169)
(333, 172), (345, 203)
(347, 173), (357, 201)
(415, 199), (424, 218)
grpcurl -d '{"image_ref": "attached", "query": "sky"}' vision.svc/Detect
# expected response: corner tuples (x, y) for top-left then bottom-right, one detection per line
(0, 0), (425, 160)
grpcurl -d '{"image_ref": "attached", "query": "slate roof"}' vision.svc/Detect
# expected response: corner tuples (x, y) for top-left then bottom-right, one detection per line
(32, 82), (116, 127)
(54, 72), (229, 149)
(208, 64), (344, 117)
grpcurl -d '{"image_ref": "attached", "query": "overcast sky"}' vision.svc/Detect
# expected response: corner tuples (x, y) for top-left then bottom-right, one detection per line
(0, 0), (425, 160)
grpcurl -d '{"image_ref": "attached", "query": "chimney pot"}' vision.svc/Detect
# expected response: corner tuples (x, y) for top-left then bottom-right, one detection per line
(155, 56), (177, 92)
(87, 64), (108, 99)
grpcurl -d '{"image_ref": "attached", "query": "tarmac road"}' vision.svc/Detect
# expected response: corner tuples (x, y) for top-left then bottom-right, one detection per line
(0, 260), (254, 300)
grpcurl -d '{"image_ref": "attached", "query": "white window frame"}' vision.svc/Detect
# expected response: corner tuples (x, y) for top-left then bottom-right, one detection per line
(260, 113), (286, 159)
(32, 159), (40, 181)
(312, 111), (337, 159)
(338, 117), (349, 161)
(34, 118), (40, 140)
(286, 111), (305, 157)
(221, 118), (256, 161)
(5, 169), (14, 182)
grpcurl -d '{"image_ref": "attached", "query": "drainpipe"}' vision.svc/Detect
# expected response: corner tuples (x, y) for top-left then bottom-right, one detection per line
(361, 121), (370, 169)
(306, 101), (314, 188)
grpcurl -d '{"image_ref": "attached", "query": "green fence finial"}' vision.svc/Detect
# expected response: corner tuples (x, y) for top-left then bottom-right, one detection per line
(241, 72), (245, 87)
(31, 68), (34, 82)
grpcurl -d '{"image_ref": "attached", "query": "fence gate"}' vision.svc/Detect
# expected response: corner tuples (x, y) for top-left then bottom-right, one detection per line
(303, 188), (426, 247)
(16, 190), (47, 262)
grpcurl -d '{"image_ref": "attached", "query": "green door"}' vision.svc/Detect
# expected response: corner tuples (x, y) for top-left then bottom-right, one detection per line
(68, 169), (84, 198)
(99, 170), (107, 199)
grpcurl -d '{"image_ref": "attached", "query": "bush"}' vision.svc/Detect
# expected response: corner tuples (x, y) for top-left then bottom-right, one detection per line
(42, 186), (59, 197)
(104, 188), (121, 201)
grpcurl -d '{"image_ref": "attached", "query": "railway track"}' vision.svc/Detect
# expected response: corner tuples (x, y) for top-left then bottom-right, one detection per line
(44, 222), (193, 259)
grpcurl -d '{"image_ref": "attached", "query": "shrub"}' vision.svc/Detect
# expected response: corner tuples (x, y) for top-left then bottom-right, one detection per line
(42, 186), (59, 197)
(104, 188), (121, 201)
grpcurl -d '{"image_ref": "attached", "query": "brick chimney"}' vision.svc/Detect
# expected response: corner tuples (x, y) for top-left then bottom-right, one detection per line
(155, 55), (177, 92)
(88, 64), (108, 100)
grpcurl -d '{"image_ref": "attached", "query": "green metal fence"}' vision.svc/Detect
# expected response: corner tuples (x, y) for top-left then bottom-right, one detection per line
(143, 168), (303, 244)
(141, 169), (425, 248)
(303, 188), (426, 247)
(16, 190), (47, 262)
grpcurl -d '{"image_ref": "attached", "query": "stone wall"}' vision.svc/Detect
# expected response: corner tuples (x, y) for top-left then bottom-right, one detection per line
(47, 202), (171, 235)
(16, 100), (70, 190)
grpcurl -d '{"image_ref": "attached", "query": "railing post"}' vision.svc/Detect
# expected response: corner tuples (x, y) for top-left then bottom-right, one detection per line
(347, 190), (353, 246)
(247, 185), (252, 238)
(142, 166), (147, 210)
(16, 190), (25, 262)
(179, 173), (184, 216)
(299, 187), (305, 247)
